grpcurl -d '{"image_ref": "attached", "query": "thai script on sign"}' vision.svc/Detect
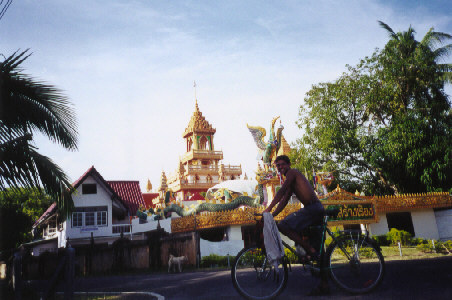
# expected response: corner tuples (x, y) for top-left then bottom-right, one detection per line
(326, 203), (375, 221)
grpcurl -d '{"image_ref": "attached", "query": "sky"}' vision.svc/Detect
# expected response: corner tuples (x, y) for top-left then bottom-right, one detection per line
(1, 0), (451, 191)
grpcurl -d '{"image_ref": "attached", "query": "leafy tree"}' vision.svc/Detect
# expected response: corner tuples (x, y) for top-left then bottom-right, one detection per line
(0, 50), (78, 215)
(0, 188), (53, 251)
(294, 23), (452, 195)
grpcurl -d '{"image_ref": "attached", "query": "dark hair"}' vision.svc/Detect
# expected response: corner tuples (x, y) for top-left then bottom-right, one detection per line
(274, 155), (290, 164)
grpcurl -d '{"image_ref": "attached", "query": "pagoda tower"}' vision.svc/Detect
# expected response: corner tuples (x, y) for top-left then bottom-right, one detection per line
(152, 171), (168, 208)
(167, 100), (242, 201)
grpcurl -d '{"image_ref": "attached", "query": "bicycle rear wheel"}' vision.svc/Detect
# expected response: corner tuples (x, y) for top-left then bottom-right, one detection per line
(326, 235), (385, 294)
(231, 245), (288, 300)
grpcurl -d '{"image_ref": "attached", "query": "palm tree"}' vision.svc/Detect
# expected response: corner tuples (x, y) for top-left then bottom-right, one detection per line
(378, 21), (452, 111)
(375, 22), (452, 193)
(0, 49), (78, 216)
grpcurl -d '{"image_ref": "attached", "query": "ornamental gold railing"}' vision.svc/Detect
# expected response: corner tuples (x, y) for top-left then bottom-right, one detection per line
(375, 192), (451, 212)
(171, 200), (378, 233)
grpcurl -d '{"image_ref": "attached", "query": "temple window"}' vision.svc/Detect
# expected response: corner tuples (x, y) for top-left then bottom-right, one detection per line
(199, 136), (208, 150)
(187, 138), (193, 151)
(386, 212), (415, 236)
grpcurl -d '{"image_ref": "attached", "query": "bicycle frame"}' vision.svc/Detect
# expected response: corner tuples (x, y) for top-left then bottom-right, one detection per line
(280, 213), (370, 268)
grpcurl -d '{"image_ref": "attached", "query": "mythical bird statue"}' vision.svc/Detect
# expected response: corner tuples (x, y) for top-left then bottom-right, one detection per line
(247, 116), (284, 169)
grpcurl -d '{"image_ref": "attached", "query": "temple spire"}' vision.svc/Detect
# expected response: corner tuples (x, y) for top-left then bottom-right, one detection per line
(194, 80), (197, 102)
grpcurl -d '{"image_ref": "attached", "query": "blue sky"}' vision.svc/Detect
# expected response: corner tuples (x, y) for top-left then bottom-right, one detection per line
(1, 0), (451, 191)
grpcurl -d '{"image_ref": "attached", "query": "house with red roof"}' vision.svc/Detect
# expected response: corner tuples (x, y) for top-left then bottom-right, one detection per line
(30, 166), (152, 256)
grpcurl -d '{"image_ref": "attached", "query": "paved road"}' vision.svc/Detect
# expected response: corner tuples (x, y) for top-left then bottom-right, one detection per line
(72, 256), (452, 299)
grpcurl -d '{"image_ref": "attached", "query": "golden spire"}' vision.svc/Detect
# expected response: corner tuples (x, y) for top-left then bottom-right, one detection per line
(146, 179), (152, 192)
(183, 99), (216, 137)
(244, 173), (248, 180)
(159, 171), (168, 191)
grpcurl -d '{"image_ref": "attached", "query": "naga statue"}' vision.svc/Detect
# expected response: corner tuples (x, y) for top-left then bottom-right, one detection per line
(247, 116), (284, 171)
(138, 182), (265, 221)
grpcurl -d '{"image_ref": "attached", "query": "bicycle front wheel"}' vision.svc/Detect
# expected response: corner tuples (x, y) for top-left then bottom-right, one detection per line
(231, 246), (288, 300)
(326, 236), (385, 294)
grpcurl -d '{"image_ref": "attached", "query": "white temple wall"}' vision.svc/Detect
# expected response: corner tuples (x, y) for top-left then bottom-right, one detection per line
(411, 209), (439, 239)
(228, 225), (242, 241)
(368, 214), (389, 236)
(435, 208), (452, 241)
(200, 239), (244, 257)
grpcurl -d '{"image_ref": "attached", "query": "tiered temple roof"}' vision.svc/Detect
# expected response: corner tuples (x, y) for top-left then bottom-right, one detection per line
(183, 100), (216, 137)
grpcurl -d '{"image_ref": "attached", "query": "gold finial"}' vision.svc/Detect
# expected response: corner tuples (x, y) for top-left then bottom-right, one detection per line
(146, 179), (152, 192)
(194, 80), (197, 103)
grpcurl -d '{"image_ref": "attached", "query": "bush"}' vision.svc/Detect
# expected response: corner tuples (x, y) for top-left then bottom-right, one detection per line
(415, 239), (452, 254)
(285, 248), (298, 264)
(386, 228), (412, 246)
(201, 254), (233, 268)
(410, 237), (428, 246)
(373, 234), (390, 246)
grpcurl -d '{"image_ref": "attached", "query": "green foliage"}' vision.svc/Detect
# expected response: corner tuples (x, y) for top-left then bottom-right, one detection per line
(0, 50), (77, 216)
(200, 254), (233, 268)
(386, 228), (412, 246)
(0, 188), (53, 251)
(293, 23), (452, 195)
(372, 234), (391, 246)
(416, 239), (452, 254)
(284, 247), (298, 264)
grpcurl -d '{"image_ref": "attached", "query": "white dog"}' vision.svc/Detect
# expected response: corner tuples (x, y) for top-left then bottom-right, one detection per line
(168, 254), (188, 273)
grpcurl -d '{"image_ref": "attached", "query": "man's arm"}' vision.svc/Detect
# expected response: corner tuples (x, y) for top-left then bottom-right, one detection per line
(263, 169), (296, 216)
(271, 188), (292, 217)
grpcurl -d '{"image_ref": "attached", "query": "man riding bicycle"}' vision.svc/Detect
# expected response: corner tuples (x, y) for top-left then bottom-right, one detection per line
(263, 155), (330, 295)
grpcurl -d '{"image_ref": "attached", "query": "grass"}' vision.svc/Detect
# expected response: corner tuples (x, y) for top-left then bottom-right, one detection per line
(55, 292), (158, 299)
(381, 246), (450, 261)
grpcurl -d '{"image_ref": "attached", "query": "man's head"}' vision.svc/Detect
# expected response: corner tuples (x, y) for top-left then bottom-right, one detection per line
(274, 155), (291, 175)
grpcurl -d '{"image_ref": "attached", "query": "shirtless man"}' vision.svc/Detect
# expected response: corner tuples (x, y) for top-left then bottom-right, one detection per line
(263, 155), (329, 295)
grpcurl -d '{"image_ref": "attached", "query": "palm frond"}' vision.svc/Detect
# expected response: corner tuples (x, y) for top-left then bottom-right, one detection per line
(378, 21), (397, 39)
(433, 44), (452, 60)
(1, 50), (78, 150)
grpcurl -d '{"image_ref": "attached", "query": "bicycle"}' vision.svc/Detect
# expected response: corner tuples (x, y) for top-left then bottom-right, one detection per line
(231, 208), (385, 300)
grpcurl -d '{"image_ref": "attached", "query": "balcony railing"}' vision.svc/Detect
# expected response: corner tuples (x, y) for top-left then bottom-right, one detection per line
(112, 224), (131, 234)
(186, 165), (219, 173)
(181, 149), (223, 162)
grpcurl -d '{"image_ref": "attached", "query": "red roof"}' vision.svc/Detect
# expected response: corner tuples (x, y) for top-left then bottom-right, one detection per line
(189, 192), (205, 201)
(107, 181), (145, 215)
(34, 167), (145, 226)
(33, 202), (57, 228)
(143, 193), (159, 209)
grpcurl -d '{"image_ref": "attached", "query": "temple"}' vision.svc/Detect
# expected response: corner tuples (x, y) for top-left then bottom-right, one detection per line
(162, 100), (242, 203)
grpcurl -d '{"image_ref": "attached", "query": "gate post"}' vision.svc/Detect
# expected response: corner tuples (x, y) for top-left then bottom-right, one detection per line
(64, 246), (75, 300)
(12, 251), (23, 300)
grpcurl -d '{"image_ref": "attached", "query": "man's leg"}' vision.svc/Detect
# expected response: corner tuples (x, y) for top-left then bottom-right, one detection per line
(277, 223), (316, 255)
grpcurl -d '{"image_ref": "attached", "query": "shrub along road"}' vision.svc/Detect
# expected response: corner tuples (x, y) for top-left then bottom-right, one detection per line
(70, 256), (452, 299)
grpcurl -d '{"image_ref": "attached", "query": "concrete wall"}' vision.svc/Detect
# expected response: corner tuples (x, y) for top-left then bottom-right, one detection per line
(411, 209), (439, 239)
(435, 208), (452, 241)
(369, 209), (442, 240)
(369, 214), (389, 236)
(200, 239), (244, 257)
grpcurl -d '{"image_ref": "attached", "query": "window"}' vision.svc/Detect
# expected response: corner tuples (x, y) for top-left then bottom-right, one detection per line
(82, 184), (97, 194)
(386, 212), (415, 236)
(97, 211), (107, 226)
(72, 212), (83, 227)
(85, 212), (95, 226)
(199, 136), (208, 150)
(71, 206), (107, 228)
